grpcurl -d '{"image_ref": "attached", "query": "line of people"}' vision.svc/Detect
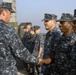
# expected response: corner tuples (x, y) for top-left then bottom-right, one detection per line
(20, 23), (44, 75)
(39, 12), (76, 75)
(18, 11), (76, 75)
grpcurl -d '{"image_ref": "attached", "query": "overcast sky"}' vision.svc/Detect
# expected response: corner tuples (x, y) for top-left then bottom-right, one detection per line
(16, 0), (76, 33)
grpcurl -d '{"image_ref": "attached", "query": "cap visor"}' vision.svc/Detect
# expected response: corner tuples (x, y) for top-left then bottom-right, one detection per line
(41, 19), (49, 21)
(56, 20), (60, 22)
(56, 19), (64, 22)
(41, 19), (44, 21)
(10, 9), (15, 13)
(73, 17), (76, 21)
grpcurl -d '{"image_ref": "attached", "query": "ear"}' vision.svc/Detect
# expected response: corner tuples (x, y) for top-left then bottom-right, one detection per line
(72, 23), (74, 26)
(70, 22), (74, 27)
(2, 10), (6, 16)
(50, 20), (53, 25)
(52, 20), (56, 26)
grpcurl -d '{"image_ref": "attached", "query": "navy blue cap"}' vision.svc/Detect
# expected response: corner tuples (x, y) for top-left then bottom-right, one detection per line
(57, 13), (73, 22)
(30, 26), (35, 31)
(22, 22), (32, 29)
(73, 9), (76, 21)
(34, 26), (40, 30)
(0, 2), (15, 13)
(42, 13), (57, 21)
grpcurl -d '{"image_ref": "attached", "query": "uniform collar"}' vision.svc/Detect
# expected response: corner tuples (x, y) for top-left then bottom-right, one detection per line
(46, 27), (57, 40)
(0, 19), (5, 23)
(49, 27), (57, 35)
(62, 32), (75, 39)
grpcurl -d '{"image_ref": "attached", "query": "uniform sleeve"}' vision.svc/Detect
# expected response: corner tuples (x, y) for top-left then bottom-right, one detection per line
(32, 36), (39, 57)
(8, 28), (38, 64)
(39, 34), (44, 48)
(70, 42), (76, 66)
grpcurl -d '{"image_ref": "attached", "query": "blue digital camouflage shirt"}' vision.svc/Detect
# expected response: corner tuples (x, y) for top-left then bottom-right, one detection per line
(22, 32), (31, 50)
(22, 32), (36, 53)
(41, 27), (61, 75)
(0, 20), (38, 75)
(70, 35), (76, 75)
(54, 32), (76, 75)
(32, 34), (44, 57)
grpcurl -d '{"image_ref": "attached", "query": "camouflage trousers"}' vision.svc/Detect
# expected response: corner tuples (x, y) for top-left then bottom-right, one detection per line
(0, 65), (18, 75)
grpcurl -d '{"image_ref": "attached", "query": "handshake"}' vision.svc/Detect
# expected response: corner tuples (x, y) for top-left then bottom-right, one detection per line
(37, 57), (43, 66)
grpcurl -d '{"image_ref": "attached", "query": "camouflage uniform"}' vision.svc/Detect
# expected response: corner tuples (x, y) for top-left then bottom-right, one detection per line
(22, 32), (36, 53)
(54, 32), (76, 75)
(32, 34), (44, 57)
(70, 39), (76, 75)
(30, 34), (36, 53)
(0, 20), (38, 75)
(22, 31), (36, 73)
(41, 27), (61, 75)
(32, 34), (44, 75)
(22, 32), (31, 50)
(70, 9), (76, 75)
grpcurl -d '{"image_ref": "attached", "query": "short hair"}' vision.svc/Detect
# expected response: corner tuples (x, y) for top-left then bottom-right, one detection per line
(0, 8), (8, 15)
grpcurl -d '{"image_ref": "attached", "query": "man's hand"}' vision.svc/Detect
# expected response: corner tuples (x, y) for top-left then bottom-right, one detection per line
(37, 57), (42, 65)
(37, 55), (40, 58)
(37, 57), (43, 67)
